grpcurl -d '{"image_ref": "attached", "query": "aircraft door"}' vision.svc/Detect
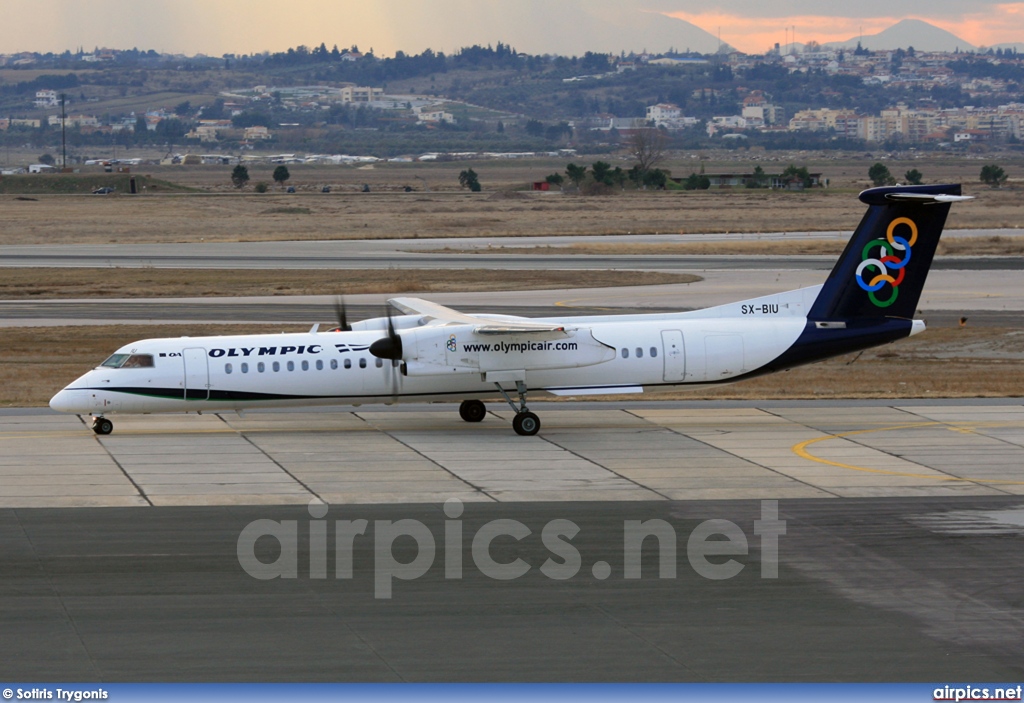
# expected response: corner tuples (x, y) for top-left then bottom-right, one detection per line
(183, 347), (210, 400)
(661, 330), (685, 382)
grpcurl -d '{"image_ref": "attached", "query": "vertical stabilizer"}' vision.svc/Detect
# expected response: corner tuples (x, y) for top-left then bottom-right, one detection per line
(808, 184), (966, 321)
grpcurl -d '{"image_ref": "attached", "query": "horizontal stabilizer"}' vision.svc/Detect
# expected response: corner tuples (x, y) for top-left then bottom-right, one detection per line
(884, 193), (974, 204)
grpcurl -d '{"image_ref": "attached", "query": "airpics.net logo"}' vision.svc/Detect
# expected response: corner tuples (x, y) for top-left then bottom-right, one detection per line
(236, 499), (787, 599)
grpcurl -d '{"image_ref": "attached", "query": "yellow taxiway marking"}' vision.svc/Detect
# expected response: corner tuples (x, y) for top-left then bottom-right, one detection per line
(792, 421), (1024, 485)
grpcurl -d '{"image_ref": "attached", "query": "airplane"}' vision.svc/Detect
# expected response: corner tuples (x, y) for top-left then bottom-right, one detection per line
(50, 183), (970, 437)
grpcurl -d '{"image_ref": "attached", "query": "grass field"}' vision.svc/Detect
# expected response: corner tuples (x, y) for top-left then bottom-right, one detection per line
(1, 184), (1022, 246)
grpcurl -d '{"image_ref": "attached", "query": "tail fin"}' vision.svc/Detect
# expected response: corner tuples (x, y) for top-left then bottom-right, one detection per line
(808, 184), (969, 321)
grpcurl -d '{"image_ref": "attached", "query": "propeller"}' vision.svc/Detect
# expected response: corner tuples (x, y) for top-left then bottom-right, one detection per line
(367, 304), (402, 401)
(369, 303), (403, 361)
(331, 296), (352, 332)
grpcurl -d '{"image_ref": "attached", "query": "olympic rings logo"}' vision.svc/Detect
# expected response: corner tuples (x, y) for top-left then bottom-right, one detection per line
(447, 334), (458, 352)
(855, 217), (917, 308)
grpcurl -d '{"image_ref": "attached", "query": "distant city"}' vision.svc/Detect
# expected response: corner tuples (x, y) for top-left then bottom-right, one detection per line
(2, 37), (1024, 169)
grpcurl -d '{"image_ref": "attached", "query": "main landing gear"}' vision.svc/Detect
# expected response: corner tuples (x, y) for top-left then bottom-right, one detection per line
(91, 416), (113, 435)
(493, 381), (541, 437)
(458, 399), (487, 423)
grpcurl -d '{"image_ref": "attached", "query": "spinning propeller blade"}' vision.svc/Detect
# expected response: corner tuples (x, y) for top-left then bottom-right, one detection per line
(333, 296), (352, 332)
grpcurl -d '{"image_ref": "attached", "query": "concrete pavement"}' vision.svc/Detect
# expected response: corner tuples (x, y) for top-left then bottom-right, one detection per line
(2, 401), (1021, 508)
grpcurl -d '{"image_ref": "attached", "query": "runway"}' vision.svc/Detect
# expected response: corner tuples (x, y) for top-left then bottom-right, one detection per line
(3, 494), (1023, 681)
(3, 401), (1022, 508)
(3, 267), (1023, 328)
(1, 237), (1023, 270)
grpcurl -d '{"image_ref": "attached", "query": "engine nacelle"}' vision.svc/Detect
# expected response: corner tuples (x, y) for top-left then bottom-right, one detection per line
(397, 326), (615, 375)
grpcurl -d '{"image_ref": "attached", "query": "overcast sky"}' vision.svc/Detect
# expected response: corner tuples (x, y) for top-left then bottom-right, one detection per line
(1, 1), (1022, 56)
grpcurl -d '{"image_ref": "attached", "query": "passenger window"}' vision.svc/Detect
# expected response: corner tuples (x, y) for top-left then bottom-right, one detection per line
(241, 363), (249, 373)
(650, 347), (658, 358)
(636, 347), (643, 358)
(621, 348), (629, 359)
(287, 360), (295, 372)
(272, 361), (280, 372)
(315, 360), (323, 371)
(359, 358), (367, 369)
(225, 363), (233, 374)
(257, 362), (265, 373)
(375, 358), (383, 368)
(344, 358), (351, 369)
(329, 359), (337, 370)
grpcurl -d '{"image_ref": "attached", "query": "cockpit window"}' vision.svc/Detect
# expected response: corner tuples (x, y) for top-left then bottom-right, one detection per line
(100, 353), (154, 369)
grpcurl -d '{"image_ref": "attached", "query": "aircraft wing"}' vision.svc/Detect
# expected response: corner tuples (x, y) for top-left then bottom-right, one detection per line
(388, 297), (570, 335)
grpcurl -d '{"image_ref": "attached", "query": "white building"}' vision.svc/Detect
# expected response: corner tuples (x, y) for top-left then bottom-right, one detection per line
(415, 107), (456, 124)
(646, 103), (682, 124)
(707, 115), (748, 136)
(34, 90), (59, 108)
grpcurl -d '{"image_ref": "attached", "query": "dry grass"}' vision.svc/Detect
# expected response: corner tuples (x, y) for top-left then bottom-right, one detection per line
(7, 325), (1022, 408)
(0, 268), (700, 299)
(2, 178), (1022, 246)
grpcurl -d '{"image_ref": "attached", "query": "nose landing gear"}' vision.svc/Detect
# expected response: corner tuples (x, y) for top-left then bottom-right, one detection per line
(91, 416), (113, 435)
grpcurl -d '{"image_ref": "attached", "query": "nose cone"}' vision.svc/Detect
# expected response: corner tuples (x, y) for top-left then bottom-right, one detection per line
(50, 388), (86, 413)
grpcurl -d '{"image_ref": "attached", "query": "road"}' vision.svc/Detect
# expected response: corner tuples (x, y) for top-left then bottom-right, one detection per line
(0, 234), (1022, 270)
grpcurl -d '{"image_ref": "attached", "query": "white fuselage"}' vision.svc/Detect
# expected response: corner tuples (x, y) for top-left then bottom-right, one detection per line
(50, 286), (821, 416)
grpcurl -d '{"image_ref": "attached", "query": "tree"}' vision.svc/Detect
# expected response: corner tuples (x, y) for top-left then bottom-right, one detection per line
(682, 173), (709, 190)
(980, 164), (1008, 188)
(565, 163), (587, 189)
(781, 164), (812, 189)
(904, 169), (923, 185)
(746, 165), (768, 189)
(610, 167), (628, 190)
(273, 165), (290, 188)
(458, 168), (481, 192)
(544, 173), (564, 189)
(524, 119), (544, 137)
(231, 164), (250, 189)
(38, 153), (55, 166)
(868, 162), (895, 186)
(590, 161), (613, 185)
(629, 128), (667, 187)
(254, 182), (269, 193)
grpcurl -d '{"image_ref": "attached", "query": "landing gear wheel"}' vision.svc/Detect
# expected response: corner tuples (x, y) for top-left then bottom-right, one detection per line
(92, 417), (113, 435)
(512, 411), (541, 436)
(459, 399), (487, 423)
